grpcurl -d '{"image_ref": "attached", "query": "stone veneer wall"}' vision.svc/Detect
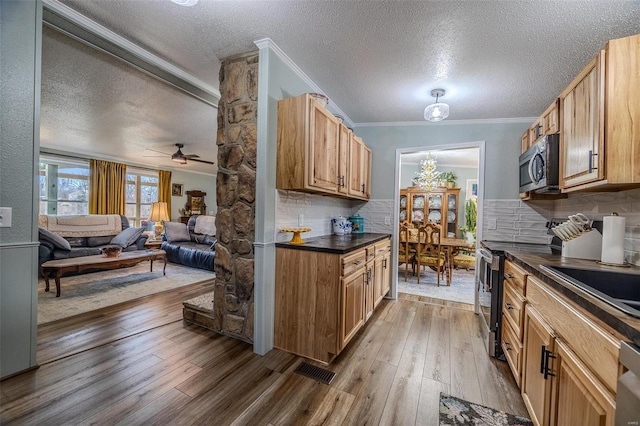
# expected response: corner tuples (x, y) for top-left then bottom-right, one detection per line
(214, 51), (258, 342)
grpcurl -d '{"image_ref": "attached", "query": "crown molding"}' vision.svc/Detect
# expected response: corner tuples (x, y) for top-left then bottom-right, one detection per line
(354, 117), (538, 127)
(42, 0), (220, 107)
(254, 38), (354, 128)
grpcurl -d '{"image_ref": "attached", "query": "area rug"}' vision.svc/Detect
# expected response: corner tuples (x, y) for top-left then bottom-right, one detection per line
(439, 393), (532, 425)
(38, 262), (215, 324)
(398, 267), (477, 305)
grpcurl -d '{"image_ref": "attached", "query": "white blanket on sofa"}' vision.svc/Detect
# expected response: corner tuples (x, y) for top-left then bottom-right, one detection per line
(194, 215), (216, 236)
(38, 214), (122, 237)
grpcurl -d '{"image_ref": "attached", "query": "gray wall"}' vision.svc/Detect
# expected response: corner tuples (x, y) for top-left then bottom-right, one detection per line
(169, 170), (216, 219)
(1, 0), (42, 378)
(354, 122), (528, 200)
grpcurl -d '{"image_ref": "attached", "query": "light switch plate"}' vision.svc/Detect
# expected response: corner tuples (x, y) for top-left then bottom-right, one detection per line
(384, 216), (391, 225)
(0, 207), (12, 228)
(488, 218), (497, 230)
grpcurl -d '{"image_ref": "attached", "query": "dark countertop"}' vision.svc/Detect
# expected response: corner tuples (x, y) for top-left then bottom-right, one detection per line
(495, 246), (640, 346)
(276, 233), (391, 254)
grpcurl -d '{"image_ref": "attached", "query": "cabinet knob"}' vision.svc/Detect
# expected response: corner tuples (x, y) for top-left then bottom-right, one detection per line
(503, 340), (512, 351)
(504, 273), (514, 279)
(505, 303), (513, 310)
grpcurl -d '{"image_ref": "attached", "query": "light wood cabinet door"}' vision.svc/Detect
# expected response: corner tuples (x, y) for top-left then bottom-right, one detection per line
(341, 267), (366, 350)
(382, 250), (391, 298)
(308, 100), (340, 192)
(373, 254), (384, 308)
(337, 123), (350, 195)
(348, 135), (371, 199)
(542, 100), (559, 135)
(521, 306), (555, 426)
(552, 340), (615, 426)
(364, 262), (374, 321)
(363, 144), (372, 199)
(521, 129), (530, 154)
(560, 53), (604, 189)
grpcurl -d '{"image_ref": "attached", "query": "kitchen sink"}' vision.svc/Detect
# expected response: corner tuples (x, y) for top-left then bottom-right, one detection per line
(540, 265), (640, 318)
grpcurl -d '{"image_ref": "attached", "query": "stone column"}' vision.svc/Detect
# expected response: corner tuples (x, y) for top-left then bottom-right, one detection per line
(214, 51), (258, 342)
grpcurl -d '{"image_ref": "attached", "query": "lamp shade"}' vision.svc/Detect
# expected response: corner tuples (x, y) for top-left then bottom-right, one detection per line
(148, 202), (170, 223)
(424, 102), (450, 122)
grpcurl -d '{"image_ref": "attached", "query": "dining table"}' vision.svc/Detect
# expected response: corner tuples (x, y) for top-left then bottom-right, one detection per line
(404, 231), (475, 285)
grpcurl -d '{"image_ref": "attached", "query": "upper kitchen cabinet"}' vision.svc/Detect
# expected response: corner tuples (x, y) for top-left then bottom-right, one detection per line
(348, 135), (371, 199)
(277, 93), (371, 200)
(521, 99), (559, 154)
(559, 34), (640, 192)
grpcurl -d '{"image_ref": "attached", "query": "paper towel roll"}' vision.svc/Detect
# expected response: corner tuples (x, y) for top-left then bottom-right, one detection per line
(601, 214), (626, 265)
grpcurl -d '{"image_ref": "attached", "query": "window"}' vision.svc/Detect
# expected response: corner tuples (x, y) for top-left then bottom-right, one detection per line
(126, 170), (159, 227)
(39, 159), (90, 215)
(39, 156), (159, 226)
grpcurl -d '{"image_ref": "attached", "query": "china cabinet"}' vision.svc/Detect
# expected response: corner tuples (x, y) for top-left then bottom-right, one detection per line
(399, 186), (459, 237)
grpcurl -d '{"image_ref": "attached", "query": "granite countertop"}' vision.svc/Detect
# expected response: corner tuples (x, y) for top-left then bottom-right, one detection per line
(499, 248), (640, 346)
(276, 233), (391, 254)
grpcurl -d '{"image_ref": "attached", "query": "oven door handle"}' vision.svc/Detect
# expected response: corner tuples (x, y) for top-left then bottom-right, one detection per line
(477, 248), (493, 262)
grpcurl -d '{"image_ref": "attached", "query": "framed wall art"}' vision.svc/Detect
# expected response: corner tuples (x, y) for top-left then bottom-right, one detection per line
(172, 183), (184, 197)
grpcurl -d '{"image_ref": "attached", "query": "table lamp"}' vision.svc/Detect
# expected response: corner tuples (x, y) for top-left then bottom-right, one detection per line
(148, 201), (170, 240)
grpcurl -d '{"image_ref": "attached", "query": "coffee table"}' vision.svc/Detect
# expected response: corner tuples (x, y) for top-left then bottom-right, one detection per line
(41, 250), (167, 297)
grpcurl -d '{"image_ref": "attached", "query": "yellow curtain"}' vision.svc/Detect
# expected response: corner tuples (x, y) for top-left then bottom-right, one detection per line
(158, 170), (172, 219)
(89, 159), (126, 215)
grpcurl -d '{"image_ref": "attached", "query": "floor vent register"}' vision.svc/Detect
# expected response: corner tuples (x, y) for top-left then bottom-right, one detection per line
(294, 362), (336, 385)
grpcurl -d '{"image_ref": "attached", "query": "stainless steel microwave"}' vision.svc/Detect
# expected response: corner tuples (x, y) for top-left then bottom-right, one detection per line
(519, 134), (560, 194)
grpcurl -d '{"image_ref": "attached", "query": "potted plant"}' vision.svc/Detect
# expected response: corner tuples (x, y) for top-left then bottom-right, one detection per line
(440, 171), (457, 189)
(460, 199), (477, 244)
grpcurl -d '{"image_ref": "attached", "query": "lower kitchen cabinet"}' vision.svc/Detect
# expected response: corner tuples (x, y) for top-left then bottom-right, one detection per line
(553, 339), (615, 426)
(274, 237), (391, 364)
(521, 306), (555, 426)
(341, 267), (365, 348)
(518, 274), (619, 426)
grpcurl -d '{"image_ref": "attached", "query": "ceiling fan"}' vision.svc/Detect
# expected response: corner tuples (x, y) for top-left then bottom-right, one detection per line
(144, 143), (214, 165)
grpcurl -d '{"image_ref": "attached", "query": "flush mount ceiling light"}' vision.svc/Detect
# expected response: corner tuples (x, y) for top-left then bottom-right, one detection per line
(424, 89), (450, 122)
(170, 0), (199, 6)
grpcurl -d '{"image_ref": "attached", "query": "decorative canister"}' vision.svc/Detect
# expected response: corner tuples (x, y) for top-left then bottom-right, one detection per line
(331, 216), (352, 235)
(348, 214), (364, 234)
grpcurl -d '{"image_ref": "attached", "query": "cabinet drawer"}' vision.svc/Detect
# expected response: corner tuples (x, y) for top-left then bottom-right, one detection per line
(504, 260), (527, 296)
(526, 275), (620, 393)
(503, 281), (526, 338)
(342, 249), (367, 276)
(501, 316), (522, 387)
(365, 245), (376, 262)
(374, 240), (391, 257)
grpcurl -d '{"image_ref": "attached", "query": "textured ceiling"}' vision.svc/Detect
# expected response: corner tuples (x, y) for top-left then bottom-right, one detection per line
(42, 0), (640, 171)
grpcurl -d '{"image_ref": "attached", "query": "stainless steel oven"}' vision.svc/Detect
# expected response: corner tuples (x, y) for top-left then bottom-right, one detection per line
(476, 246), (504, 358)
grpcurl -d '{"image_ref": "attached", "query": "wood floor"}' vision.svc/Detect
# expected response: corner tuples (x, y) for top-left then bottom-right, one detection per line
(1, 283), (527, 425)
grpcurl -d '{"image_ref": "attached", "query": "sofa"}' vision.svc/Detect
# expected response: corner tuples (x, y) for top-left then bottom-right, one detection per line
(38, 214), (148, 274)
(161, 215), (216, 271)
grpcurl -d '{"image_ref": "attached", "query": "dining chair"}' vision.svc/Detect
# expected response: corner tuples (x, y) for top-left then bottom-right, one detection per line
(415, 223), (446, 286)
(398, 223), (414, 281)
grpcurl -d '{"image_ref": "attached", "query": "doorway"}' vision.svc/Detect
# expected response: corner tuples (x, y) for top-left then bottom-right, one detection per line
(391, 142), (485, 313)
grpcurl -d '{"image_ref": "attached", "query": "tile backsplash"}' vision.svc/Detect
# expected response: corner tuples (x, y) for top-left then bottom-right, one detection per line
(552, 188), (640, 265)
(274, 187), (640, 266)
(275, 190), (363, 241)
(482, 199), (554, 244)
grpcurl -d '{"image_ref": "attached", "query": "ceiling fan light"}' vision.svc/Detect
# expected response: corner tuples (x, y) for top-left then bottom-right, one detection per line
(172, 157), (187, 164)
(424, 102), (449, 122)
